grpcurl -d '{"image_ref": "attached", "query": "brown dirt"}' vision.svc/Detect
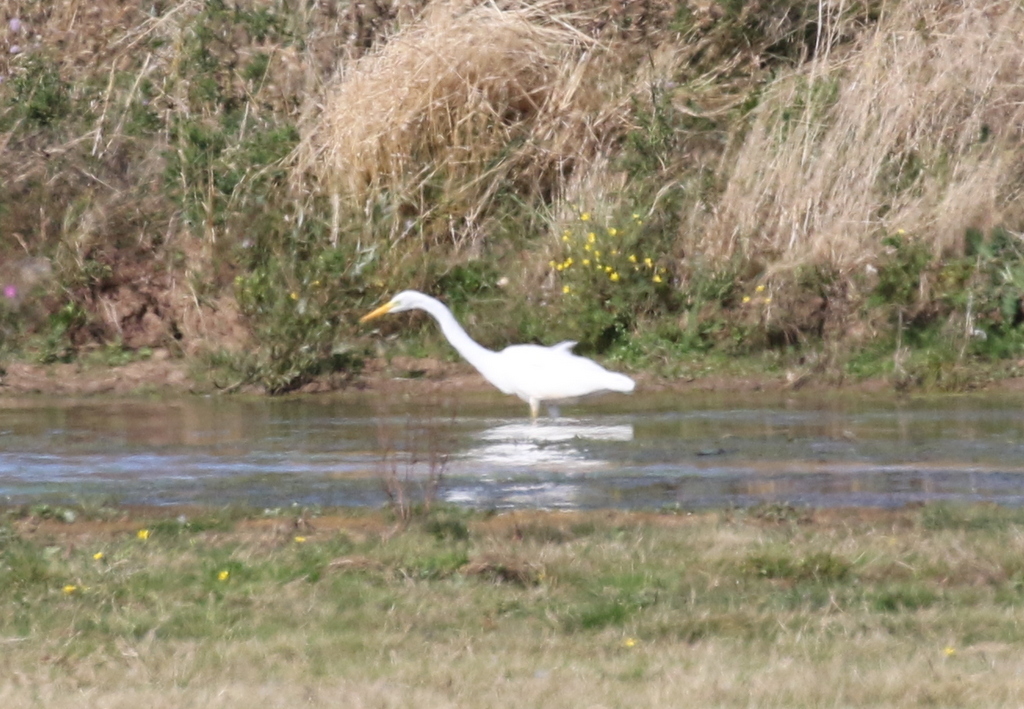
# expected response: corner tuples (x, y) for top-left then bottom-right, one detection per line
(0, 356), (190, 395)
(5, 352), (1024, 398)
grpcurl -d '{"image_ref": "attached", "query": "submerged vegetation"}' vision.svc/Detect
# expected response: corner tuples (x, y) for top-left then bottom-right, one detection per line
(2, 0), (1024, 391)
(4, 504), (1024, 706)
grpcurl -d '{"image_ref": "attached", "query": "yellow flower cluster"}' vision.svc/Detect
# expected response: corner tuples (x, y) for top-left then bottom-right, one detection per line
(741, 284), (772, 306)
(551, 211), (668, 294)
(549, 256), (574, 272)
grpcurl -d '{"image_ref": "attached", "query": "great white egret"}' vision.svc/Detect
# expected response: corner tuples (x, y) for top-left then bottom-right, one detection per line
(360, 290), (635, 417)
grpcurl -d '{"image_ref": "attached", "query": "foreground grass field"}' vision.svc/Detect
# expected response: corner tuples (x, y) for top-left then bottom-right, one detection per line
(4, 503), (1024, 707)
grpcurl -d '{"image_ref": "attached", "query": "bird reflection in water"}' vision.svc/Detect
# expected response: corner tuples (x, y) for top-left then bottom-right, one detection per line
(464, 420), (634, 470)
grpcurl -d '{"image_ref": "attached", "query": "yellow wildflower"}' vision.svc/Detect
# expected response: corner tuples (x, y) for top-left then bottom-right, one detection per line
(584, 243), (592, 252)
(218, 570), (230, 582)
(587, 232), (596, 243)
(289, 291), (298, 301)
(755, 284), (765, 293)
(312, 280), (321, 287)
(63, 585), (78, 595)
(610, 272), (620, 282)
(556, 264), (564, 272)
(608, 228), (618, 237)
(742, 296), (751, 304)
(604, 265), (613, 273)
(294, 536), (307, 543)
(632, 213), (640, 220)
(137, 529), (150, 540)
(580, 212), (590, 222)
(594, 251), (601, 258)
(562, 285), (571, 294)
(582, 259), (590, 266)
(93, 552), (104, 561)
(644, 257), (653, 268)
(764, 297), (772, 304)
(611, 249), (619, 256)
(944, 646), (956, 657)
(628, 254), (637, 263)
(565, 257), (573, 267)
(549, 260), (557, 268)
(561, 235), (569, 242)
(653, 275), (663, 284)
(623, 637), (637, 648)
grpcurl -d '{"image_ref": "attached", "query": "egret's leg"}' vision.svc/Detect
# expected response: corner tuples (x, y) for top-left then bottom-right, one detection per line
(530, 399), (540, 418)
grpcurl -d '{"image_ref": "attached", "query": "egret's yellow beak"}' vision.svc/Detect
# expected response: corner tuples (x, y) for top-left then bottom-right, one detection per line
(359, 301), (395, 323)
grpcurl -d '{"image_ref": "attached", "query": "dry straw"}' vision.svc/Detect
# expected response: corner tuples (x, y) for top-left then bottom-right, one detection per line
(295, 1), (624, 251)
(709, 0), (1024, 272)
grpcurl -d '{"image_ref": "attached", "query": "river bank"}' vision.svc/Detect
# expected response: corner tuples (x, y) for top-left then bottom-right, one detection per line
(7, 349), (1024, 399)
(3, 1), (1024, 399)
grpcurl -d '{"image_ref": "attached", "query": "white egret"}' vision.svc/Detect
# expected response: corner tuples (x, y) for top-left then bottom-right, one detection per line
(360, 290), (635, 417)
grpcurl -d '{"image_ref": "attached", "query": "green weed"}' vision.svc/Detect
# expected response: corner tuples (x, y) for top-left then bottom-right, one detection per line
(4, 55), (71, 128)
(743, 549), (852, 584)
(918, 503), (1024, 532)
(869, 584), (938, 613)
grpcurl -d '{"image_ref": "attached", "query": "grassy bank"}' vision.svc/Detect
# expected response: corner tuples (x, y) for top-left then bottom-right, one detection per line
(2, 0), (1024, 393)
(4, 504), (1024, 706)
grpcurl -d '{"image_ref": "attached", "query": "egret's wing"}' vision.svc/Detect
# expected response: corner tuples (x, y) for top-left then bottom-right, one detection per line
(495, 345), (635, 402)
(550, 340), (577, 353)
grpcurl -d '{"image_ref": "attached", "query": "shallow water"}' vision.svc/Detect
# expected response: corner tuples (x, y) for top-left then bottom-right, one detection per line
(2, 389), (1024, 510)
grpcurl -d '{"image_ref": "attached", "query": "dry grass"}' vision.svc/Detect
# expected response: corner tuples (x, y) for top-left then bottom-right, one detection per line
(710, 0), (1024, 272)
(295, 1), (625, 253)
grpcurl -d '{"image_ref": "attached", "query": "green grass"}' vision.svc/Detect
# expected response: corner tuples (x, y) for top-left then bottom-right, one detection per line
(4, 504), (1024, 706)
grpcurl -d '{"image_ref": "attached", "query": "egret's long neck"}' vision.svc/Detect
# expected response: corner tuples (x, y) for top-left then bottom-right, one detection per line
(416, 296), (496, 373)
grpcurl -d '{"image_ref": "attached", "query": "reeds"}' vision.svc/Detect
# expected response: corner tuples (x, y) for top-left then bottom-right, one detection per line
(710, 0), (1024, 273)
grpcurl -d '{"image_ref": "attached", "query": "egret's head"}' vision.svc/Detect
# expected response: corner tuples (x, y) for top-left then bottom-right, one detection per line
(359, 290), (425, 322)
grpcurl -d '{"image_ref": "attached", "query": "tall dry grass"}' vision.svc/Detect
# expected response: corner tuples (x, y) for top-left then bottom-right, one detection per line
(709, 0), (1024, 273)
(295, 1), (626, 253)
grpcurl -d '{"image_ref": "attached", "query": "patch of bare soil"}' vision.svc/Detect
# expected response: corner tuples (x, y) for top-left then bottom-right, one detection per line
(0, 355), (189, 396)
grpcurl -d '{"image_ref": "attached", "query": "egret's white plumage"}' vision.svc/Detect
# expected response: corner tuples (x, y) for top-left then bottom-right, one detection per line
(360, 290), (635, 417)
